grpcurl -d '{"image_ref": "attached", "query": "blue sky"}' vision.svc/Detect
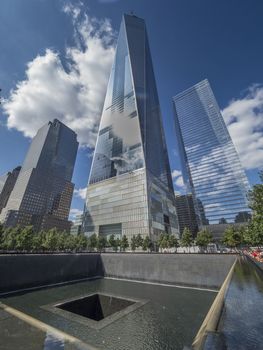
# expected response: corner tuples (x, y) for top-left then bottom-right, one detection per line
(0, 0), (263, 219)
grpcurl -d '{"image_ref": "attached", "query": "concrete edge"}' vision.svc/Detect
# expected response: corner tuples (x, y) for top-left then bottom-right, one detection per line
(192, 257), (237, 350)
(104, 277), (218, 292)
(0, 302), (98, 350)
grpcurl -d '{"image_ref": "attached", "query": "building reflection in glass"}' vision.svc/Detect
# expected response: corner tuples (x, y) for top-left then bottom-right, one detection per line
(173, 80), (251, 227)
(83, 14), (178, 241)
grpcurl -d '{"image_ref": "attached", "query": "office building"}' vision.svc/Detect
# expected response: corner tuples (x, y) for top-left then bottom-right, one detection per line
(83, 14), (178, 242)
(175, 194), (198, 237)
(0, 166), (21, 214)
(0, 119), (78, 232)
(173, 79), (251, 234)
(70, 213), (83, 235)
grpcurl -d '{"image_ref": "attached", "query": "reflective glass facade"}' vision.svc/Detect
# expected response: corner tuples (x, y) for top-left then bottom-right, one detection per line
(0, 119), (78, 232)
(173, 79), (251, 226)
(83, 14), (178, 241)
(0, 166), (21, 214)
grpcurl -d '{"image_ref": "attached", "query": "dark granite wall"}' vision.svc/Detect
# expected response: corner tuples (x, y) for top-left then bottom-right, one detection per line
(0, 253), (236, 293)
(0, 253), (103, 293)
(101, 253), (236, 289)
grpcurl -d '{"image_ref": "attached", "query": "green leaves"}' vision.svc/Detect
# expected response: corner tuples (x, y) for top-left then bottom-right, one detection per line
(180, 228), (193, 248)
(245, 218), (263, 247)
(222, 226), (243, 248)
(248, 171), (263, 218)
(158, 234), (169, 250)
(142, 236), (152, 251)
(0, 225), (89, 253)
(120, 235), (129, 251)
(16, 226), (34, 251)
(168, 235), (179, 250)
(135, 234), (143, 248)
(131, 235), (137, 251)
(244, 171), (263, 247)
(195, 229), (213, 249)
(156, 234), (179, 252)
(87, 234), (98, 251)
(97, 235), (107, 252)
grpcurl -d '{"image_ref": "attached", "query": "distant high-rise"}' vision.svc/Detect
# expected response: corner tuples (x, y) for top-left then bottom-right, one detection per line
(0, 166), (21, 214)
(70, 213), (84, 235)
(175, 194), (198, 238)
(0, 119), (78, 232)
(173, 79), (251, 233)
(83, 14), (178, 241)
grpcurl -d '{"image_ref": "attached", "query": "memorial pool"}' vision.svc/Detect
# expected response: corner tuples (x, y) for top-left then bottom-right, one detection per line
(0, 278), (216, 350)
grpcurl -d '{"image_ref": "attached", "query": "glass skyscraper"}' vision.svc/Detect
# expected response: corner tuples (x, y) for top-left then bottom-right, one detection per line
(0, 166), (21, 214)
(83, 14), (178, 241)
(173, 79), (251, 230)
(0, 119), (78, 232)
(174, 194), (198, 238)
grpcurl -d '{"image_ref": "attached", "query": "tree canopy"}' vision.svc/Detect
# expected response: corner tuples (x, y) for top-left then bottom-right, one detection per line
(222, 226), (243, 249)
(180, 228), (193, 251)
(195, 229), (213, 251)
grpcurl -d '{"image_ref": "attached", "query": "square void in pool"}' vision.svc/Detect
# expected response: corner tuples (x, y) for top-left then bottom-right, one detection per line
(56, 293), (135, 321)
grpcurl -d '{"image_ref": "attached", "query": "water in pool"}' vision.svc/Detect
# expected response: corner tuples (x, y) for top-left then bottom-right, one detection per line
(0, 278), (216, 350)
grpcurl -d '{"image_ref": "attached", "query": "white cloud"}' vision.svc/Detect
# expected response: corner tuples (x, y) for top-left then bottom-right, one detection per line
(222, 84), (263, 170)
(171, 169), (182, 179)
(74, 187), (87, 200)
(171, 168), (185, 193)
(2, 4), (116, 148)
(175, 175), (184, 188)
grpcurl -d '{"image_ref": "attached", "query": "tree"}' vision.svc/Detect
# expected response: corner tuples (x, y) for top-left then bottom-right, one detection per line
(2, 226), (21, 251)
(43, 228), (59, 251)
(222, 226), (242, 250)
(16, 226), (34, 252)
(56, 231), (67, 251)
(64, 232), (75, 251)
(181, 228), (193, 252)
(88, 234), (98, 251)
(142, 236), (152, 252)
(158, 234), (169, 252)
(120, 235), (129, 252)
(135, 234), (143, 249)
(245, 218), (263, 247)
(109, 234), (118, 252)
(97, 235), (107, 252)
(115, 238), (121, 252)
(31, 231), (43, 252)
(131, 235), (137, 252)
(248, 171), (263, 217)
(168, 235), (179, 253)
(75, 234), (87, 252)
(195, 229), (213, 252)
(236, 225), (247, 246)
(245, 171), (263, 247)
